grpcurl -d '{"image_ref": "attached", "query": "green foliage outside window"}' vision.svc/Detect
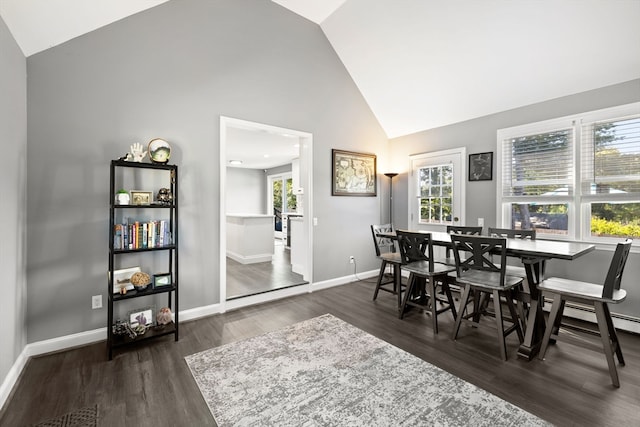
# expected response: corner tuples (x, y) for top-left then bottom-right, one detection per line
(591, 217), (640, 238)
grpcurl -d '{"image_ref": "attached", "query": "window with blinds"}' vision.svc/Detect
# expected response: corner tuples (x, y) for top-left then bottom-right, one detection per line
(497, 102), (640, 242)
(502, 129), (573, 197)
(581, 116), (640, 195)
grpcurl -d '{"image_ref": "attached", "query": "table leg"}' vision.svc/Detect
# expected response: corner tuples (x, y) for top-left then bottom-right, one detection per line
(517, 258), (547, 360)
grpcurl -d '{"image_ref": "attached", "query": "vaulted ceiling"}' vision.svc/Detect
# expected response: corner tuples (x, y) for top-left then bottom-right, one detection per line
(1, 0), (639, 139)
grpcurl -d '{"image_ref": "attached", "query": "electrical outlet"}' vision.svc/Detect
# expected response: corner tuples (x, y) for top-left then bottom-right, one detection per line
(92, 295), (102, 309)
(477, 217), (484, 227)
(349, 256), (355, 264)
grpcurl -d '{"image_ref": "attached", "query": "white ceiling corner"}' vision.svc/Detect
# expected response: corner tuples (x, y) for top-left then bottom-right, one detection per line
(270, 0), (347, 24)
(0, 0), (170, 57)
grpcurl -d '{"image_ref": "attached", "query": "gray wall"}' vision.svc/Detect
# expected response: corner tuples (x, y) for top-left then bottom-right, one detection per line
(226, 168), (266, 214)
(26, 0), (388, 342)
(389, 79), (640, 319)
(0, 16), (27, 385)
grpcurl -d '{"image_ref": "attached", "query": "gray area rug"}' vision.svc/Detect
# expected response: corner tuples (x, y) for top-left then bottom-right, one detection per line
(32, 405), (97, 427)
(185, 314), (549, 426)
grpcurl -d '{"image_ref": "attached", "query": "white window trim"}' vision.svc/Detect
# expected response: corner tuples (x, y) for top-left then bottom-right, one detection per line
(497, 102), (640, 250)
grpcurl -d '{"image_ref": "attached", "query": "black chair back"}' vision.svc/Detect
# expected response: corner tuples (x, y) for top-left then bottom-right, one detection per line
(450, 234), (507, 282)
(370, 224), (396, 257)
(488, 227), (536, 240)
(603, 239), (632, 299)
(396, 230), (434, 270)
(445, 226), (482, 258)
(447, 225), (483, 236)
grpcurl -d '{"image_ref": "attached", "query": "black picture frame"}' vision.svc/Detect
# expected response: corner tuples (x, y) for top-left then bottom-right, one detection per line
(153, 273), (172, 289)
(469, 152), (493, 181)
(128, 306), (154, 328)
(332, 149), (377, 196)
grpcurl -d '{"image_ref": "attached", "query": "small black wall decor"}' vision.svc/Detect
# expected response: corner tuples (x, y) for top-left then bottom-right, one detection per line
(469, 152), (493, 181)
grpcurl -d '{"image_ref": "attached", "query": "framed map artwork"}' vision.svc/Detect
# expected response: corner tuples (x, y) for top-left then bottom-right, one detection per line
(332, 149), (377, 196)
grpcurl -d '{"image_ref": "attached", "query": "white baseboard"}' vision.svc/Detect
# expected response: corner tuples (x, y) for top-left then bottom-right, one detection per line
(226, 250), (272, 264)
(546, 303), (640, 334)
(0, 348), (28, 414)
(179, 303), (223, 321)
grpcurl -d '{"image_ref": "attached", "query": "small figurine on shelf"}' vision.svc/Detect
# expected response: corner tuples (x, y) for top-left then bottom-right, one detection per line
(129, 142), (147, 163)
(156, 307), (173, 325)
(156, 188), (173, 205)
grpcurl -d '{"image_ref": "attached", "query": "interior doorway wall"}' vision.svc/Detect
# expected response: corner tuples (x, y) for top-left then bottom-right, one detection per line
(219, 116), (313, 310)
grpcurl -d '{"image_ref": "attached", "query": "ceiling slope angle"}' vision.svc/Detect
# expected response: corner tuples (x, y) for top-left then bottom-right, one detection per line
(270, 0), (348, 24)
(0, 0), (170, 57)
(320, 0), (640, 138)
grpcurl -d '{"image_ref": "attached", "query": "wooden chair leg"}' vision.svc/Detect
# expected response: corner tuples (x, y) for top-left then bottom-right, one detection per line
(394, 264), (402, 309)
(594, 302), (620, 387)
(539, 293), (562, 360)
(442, 281), (457, 320)
(602, 303), (625, 365)
(399, 273), (416, 319)
(373, 260), (388, 301)
(472, 291), (482, 324)
(506, 295), (524, 343)
(492, 290), (507, 361)
(426, 277), (438, 334)
(453, 284), (472, 340)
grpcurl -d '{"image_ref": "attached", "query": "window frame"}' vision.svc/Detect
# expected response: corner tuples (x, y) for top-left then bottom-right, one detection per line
(497, 102), (640, 246)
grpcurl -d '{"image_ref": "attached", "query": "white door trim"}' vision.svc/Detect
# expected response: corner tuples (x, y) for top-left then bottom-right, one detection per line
(219, 116), (313, 311)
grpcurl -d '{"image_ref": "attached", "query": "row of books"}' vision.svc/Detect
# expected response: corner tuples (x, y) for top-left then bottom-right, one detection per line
(113, 219), (172, 250)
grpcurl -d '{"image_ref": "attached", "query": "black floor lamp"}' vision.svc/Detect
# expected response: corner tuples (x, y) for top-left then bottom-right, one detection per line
(384, 173), (398, 226)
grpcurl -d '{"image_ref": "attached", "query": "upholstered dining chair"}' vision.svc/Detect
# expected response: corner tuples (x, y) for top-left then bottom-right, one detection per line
(538, 239), (632, 387)
(450, 234), (524, 360)
(370, 224), (403, 308)
(396, 230), (457, 334)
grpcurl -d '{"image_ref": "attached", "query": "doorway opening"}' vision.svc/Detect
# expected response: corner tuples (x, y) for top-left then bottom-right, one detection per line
(220, 117), (313, 308)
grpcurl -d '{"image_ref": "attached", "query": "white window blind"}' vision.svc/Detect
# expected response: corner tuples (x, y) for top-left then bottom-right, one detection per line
(581, 115), (640, 195)
(497, 102), (640, 243)
(501, 128), (573, 197)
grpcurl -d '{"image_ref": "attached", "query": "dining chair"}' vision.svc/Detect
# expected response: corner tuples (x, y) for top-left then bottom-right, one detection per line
(443, 225), (483, 266)
(537, 239), (632, 387)
(487, 227), (536, 240)
(396, 230), (457, 334)
(370, 224), (403, 308)
(450, 234), (524, 360)
(487, 227), (536, 325)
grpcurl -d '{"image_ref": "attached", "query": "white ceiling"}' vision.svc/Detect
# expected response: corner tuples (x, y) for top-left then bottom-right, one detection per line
(226, 126), (301, 170)
(1, 0), (639, 142)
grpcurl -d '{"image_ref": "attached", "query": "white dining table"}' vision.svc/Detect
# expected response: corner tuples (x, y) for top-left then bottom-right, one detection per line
(377, 230), (596, 360)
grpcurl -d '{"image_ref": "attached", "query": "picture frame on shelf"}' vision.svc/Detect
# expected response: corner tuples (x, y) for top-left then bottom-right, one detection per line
(111, 266), (141, 294)
(153, 273), (172, 289)
(128, 306), (154, 328)
(130, 190), (153, 205)
(331, 149), (377, 196)
(468, 152), (493, 181)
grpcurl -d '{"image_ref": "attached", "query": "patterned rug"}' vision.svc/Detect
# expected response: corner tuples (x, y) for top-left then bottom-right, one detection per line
(32, 405), (97, 427)
(185, 314), (549, 426)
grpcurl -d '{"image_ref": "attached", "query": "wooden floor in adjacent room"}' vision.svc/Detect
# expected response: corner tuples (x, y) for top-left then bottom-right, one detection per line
(2, 278), (639, 426)
(226, 239), (307, 299)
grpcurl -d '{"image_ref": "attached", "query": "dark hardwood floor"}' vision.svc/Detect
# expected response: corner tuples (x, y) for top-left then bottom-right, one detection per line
(226, 239), (306, 299)
(2, 278), (639, 426)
